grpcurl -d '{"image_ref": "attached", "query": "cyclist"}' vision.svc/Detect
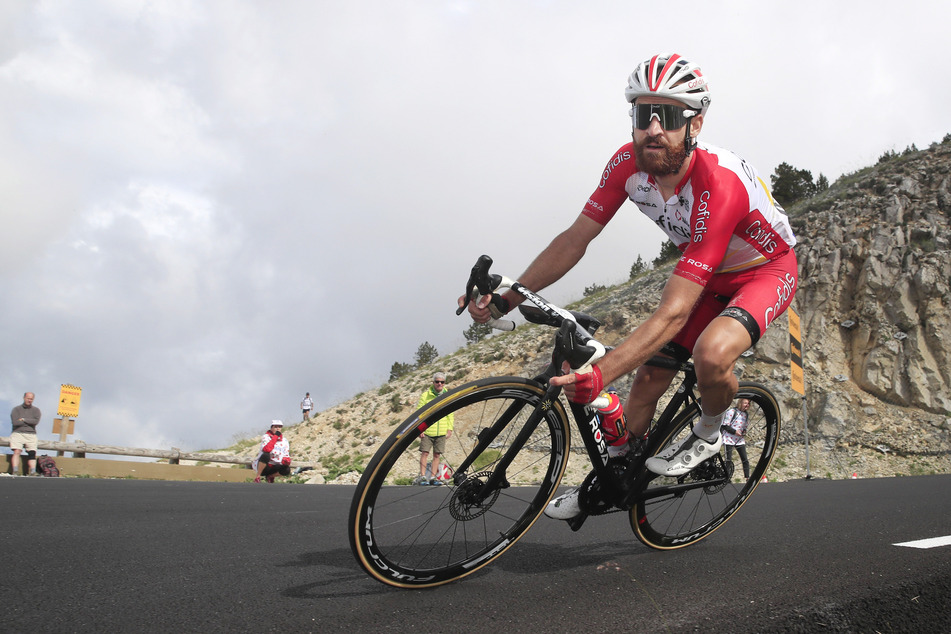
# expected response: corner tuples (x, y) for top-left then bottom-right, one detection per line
(462, 53), (798, 520)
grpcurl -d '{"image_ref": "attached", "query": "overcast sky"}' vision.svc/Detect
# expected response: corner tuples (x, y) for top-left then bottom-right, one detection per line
(3, 0), (949, 453)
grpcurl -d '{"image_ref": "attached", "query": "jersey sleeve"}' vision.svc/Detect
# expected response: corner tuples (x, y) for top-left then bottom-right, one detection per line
(582, 144), (635, 225)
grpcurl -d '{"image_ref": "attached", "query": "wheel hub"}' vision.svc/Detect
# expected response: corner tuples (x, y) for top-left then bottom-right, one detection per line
(449, 470), (501, 520)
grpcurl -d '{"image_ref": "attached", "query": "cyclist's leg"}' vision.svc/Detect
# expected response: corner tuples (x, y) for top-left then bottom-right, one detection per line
(645, 272), (781, 476)
(693, 251), (798, 429)
(625, 362), (678, 438)
(692, 316), (751, 417)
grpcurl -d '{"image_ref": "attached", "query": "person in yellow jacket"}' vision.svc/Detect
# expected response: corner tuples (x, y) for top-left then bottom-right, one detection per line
(414, 372), (454, 485)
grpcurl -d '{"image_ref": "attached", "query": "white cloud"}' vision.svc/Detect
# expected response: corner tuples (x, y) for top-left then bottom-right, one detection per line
(2, 0), (949, 452)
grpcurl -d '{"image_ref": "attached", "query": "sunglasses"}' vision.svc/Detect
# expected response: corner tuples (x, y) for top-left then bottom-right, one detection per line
(631, 103), (697, 131)
(434, 380), (445, 384)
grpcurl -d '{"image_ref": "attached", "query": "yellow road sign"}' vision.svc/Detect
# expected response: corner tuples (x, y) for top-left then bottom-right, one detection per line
(58, 384), (82, 418)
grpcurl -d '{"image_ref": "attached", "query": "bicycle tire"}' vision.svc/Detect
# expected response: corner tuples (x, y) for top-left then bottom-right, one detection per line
(348, 376), (570, 588)
(630, 382), (780, 549)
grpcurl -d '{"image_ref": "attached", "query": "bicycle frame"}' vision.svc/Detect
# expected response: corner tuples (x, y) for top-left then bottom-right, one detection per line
(349, 255), (781, 587)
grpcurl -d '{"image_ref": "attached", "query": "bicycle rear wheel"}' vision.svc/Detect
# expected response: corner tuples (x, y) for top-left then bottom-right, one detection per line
(630, 382), (780, 549)
(348, 376), (570, 588)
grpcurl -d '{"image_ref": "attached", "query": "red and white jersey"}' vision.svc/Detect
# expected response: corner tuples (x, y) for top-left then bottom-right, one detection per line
(583, 142), (797, 287)
(721, 407), (749, 446)
(254, 433), (290, 467)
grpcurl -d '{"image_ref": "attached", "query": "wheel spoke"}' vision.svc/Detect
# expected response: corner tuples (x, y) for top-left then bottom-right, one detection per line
(632, 384), (780, 549)
(349, 378), (569, 587)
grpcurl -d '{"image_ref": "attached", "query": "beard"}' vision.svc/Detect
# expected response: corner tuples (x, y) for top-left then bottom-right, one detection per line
(633, 133), (689, 177)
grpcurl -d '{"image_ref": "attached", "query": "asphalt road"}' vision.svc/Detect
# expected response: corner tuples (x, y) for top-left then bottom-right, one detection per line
(1, 474), (949, 633)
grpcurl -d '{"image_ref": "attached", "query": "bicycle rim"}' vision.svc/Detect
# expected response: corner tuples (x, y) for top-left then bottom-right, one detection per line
(348, 376), (570, 587)
(631, 383), (780, 549)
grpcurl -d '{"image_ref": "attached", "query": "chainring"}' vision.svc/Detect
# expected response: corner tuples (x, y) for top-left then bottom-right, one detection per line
(578, 459), (629, 516)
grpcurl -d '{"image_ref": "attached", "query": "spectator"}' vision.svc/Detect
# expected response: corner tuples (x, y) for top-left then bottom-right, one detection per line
(414, 372), (453, 485)
(252, 420), (292, 483)
(301, 392), (314, 421)
(721, 398), (751, 479)
(10, 392), (41, 476)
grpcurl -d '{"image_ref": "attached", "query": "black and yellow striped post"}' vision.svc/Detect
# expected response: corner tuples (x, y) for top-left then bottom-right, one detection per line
(788, 308), (811, 478)
(788, 308), (804, 396)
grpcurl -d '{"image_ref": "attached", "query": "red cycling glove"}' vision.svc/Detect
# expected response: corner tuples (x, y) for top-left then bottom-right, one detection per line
(281, 457), (291, 466)
(568, 365), (604, 404)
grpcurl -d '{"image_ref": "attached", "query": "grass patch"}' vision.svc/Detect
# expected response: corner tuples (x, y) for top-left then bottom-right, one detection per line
(324, 452), (371, 480)
(472, 449), (501, 471)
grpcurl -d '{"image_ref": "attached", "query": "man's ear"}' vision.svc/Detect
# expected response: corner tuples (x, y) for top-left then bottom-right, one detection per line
(690, 113), (704, 139)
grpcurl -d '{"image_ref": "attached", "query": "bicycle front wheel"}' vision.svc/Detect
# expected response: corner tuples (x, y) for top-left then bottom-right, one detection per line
(630, 382), (780, 549)
(348, 376), (570, 588)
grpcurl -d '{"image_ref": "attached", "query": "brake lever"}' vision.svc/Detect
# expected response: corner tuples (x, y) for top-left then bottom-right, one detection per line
(456, 255), (495, 316)
(553, 319), (605, 371)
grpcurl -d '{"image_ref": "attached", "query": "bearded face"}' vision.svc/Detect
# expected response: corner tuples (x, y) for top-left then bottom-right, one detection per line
(633, 131), (689, 177)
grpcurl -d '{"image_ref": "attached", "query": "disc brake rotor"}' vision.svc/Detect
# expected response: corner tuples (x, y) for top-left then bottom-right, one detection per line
(449, 470), (502, 521)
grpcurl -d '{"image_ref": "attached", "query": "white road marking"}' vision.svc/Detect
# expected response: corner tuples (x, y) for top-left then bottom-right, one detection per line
(893, 535), (951, 549)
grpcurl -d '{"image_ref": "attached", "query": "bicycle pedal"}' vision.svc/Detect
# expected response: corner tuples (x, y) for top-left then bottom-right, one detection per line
(566, 513), (589, 532)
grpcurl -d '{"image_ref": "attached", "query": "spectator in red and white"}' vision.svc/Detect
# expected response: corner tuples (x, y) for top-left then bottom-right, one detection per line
(721, 398), (751, 479)
(252, 420), (291, 483)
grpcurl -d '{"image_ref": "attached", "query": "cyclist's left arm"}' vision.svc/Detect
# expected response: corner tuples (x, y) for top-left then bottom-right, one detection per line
(597, 274), (704, 385)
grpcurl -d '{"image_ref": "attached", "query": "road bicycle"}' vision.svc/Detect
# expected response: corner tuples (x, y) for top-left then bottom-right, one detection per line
(348, 256), (780, 588)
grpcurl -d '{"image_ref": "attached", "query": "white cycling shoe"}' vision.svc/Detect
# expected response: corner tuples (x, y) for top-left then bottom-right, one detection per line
(645, 432), (723, 477)
(544, 488), (583, 520)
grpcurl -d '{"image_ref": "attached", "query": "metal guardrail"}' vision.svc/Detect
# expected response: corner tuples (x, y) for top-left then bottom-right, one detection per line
(0, 437), (313, 468)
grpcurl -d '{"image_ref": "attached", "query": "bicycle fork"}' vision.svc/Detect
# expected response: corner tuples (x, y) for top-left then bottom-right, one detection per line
(452, 383), (565, 504)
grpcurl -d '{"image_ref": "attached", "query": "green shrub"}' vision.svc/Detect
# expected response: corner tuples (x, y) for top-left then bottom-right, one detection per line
(324, 452), (370, 480)
(472, 449), (501, 471)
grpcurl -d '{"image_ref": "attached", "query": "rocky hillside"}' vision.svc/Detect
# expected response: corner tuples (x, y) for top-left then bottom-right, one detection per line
(227, 140), (951, 484)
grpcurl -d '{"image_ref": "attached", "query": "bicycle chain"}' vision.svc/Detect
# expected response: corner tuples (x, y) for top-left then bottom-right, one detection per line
(579, 453), (735, 515)
(578, 460), (631, 516)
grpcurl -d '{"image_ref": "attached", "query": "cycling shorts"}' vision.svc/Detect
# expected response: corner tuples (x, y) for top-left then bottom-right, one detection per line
(670, 248), (798, 355)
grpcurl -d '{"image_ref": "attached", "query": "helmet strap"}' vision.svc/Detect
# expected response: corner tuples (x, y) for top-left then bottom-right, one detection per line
(684, 114), (698, 154)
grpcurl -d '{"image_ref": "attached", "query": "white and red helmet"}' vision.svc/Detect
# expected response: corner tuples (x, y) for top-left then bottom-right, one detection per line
(625, 53), (711, 115)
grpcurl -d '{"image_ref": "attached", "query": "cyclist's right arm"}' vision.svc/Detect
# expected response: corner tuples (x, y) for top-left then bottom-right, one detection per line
(463, 214), (605, 323)
(462, 144), (632, 323)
